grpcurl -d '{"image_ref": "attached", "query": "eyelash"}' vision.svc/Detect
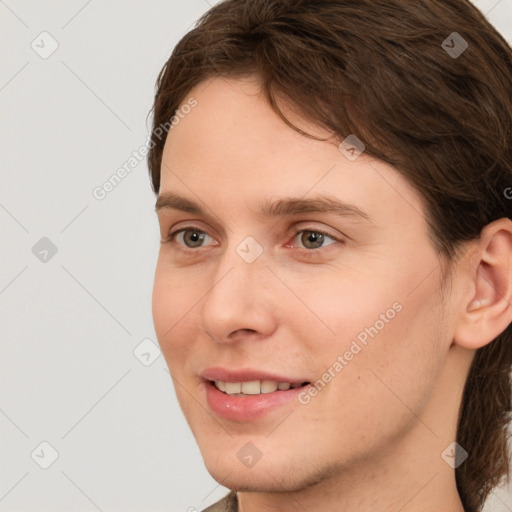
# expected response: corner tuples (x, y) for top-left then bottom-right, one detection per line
(162, 225), (343, 255)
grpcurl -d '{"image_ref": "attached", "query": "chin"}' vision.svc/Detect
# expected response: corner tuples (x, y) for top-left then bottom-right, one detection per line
(202, 451), (328, 494)
(205, 467), (298, 493)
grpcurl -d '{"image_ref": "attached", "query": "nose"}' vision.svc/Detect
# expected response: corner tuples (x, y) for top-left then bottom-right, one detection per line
(199, 240), (277, 344)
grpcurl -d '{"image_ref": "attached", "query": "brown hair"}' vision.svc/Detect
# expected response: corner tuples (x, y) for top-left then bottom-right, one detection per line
(147, 1), (512, 510)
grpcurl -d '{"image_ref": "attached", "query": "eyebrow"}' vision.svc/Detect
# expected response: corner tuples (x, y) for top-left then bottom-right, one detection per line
(155, 192), (374, 224)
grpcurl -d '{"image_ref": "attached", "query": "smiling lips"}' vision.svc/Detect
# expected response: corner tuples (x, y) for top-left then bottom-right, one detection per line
(213, 379), (305, 395)
(201, 367), (311, 420)
(201, 367), (310, 393)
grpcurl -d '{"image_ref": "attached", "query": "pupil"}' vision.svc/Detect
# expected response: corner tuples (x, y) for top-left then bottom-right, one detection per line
(186, 231), (203, 247)
(303, 231), (323, 249)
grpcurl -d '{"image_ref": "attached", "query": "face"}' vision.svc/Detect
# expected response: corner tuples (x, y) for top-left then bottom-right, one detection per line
(152, 76), (452, 492)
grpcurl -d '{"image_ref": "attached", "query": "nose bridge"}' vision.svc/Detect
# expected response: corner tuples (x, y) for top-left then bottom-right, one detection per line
(217, 233), (267, 293)
(199, 234), (272, 340)
(208, 234), (266, 308)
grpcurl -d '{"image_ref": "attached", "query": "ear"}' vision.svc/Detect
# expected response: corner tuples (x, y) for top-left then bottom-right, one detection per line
(453, 218), (512, 350)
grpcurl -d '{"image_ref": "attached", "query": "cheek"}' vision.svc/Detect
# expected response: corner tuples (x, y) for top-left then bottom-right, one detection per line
(294, 269), (402, 355)
(309, 272), (444, 436)
(152, 259), (195, 369)
(152, 266), (203, 423)
(301, 260), (442, 378)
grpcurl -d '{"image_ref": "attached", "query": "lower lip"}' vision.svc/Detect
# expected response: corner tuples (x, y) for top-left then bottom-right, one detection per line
(204, 380), (310, 422)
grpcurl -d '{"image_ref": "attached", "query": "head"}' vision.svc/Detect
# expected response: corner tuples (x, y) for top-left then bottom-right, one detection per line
(148, 1), (512, 511)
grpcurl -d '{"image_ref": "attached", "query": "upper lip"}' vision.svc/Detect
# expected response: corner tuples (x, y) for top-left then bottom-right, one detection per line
(201, 367), (309, 384)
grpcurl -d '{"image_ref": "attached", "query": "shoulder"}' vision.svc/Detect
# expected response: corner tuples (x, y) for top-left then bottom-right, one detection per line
(201, 491), (238, 512)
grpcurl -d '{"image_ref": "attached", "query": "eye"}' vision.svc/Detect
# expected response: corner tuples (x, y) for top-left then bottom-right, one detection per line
(290, 229), (339, 250)
(162, 226), (342, 252)
(164, 226), (216, 249)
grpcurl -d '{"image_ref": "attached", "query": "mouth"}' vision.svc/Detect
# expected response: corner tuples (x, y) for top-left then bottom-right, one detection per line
(203, 376), (312, 422)
(209, 379), (310, 396)
(200, 368), (313, 421)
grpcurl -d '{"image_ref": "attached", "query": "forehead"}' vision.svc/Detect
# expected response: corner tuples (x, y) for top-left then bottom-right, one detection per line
(164, 76), (336, 166)
(159, 76), (428, 228)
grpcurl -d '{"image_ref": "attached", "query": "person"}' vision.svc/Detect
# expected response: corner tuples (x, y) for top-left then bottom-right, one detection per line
(147, 1), (512, 511)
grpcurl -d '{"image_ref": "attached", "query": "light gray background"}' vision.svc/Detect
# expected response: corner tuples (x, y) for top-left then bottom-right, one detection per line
(1, 1), (511, 511)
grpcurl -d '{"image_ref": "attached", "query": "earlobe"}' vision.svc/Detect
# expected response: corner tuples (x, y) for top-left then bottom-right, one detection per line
(453, 219), (512, 350)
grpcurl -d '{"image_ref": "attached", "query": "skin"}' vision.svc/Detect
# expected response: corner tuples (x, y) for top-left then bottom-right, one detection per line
(152, 76), (512, 512)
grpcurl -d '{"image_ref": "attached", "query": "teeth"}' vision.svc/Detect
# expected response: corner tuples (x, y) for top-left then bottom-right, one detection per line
(214, 379), (304, 395)
(215, 380), (226, 392)
(225, 382), (241, 394)
(241, 381), (260, 394)
(261, 380), (278, 393)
